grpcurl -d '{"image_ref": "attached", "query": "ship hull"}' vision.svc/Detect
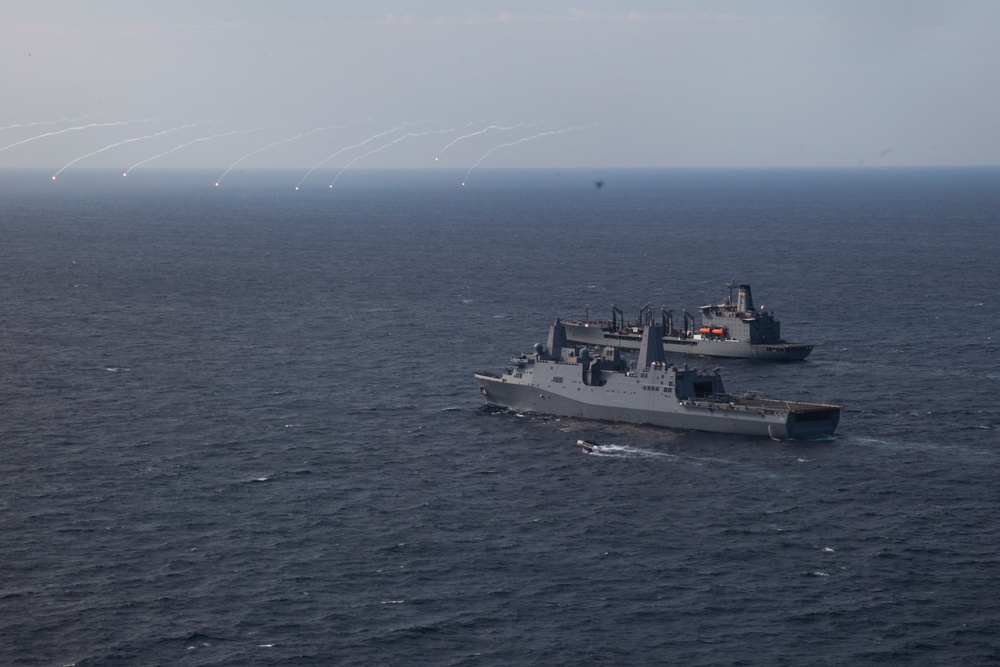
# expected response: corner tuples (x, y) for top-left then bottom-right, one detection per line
(475, 373), (838, 439)
(562, 322), (813, 361)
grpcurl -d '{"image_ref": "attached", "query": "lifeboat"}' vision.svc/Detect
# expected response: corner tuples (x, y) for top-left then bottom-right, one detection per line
(698, 327), (712, 335)
(711, 328), (725, 336)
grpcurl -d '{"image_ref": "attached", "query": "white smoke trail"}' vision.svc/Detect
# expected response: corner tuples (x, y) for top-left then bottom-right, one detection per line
(0, 116), (91, 132)
(52, 122), (210, 180)
(0, 119), (156, 154)
(434, 123), (521, 161)
(214, 120), (366, 186)
(295, 123), (420, 190)
(123, 126), (272, 176)
(327, 125), (470, 188)
(461, 126), (587, 185)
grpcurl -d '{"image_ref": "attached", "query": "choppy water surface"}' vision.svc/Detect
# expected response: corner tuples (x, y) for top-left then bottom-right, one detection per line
(2, 168), (998, 665)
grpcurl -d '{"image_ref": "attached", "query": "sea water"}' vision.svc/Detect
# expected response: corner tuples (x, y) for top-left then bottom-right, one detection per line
(1, 167), (998, 665)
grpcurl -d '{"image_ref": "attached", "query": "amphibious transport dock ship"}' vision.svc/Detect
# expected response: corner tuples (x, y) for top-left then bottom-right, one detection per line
(562, 282), (813, 361)
(475, 320), (840, 439)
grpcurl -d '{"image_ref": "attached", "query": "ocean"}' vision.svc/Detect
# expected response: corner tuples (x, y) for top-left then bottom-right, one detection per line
(1, 167), (998, 665)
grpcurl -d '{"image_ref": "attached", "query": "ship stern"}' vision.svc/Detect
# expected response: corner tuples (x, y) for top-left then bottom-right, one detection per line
(785, 406), (841, 439)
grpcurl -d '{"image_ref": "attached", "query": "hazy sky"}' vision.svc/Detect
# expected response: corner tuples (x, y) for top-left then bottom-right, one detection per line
(3, 1), (999, 173)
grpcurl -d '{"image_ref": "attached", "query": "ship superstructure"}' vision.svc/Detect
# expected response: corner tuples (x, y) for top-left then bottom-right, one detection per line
(475, 319), (839, 439)
(562, 282), (813, 360)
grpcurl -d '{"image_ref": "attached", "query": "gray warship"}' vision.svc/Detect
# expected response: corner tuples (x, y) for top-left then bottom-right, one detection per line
(561, 282), (813, 361)
(475, 319), (840, 439)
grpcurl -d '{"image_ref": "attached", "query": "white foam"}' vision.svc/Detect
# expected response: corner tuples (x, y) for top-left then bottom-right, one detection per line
(582, 443), (679, 460)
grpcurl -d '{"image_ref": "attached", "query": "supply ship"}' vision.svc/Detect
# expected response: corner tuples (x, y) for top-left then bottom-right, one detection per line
(475, 319), (840, 439)
(561, 282), (813, 361)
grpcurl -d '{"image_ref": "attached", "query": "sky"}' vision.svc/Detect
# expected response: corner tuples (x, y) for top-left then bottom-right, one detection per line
(2, 1), (999, 174)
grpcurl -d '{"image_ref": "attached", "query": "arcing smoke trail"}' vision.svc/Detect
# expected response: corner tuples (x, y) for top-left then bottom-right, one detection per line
(461, 126), (587, 185)
(214, 120), (365, 186)
(0, 119), (156, 154)
(434, 123), (521, 161)
(52, 122), (208, 179)
(327, 125), (469, 188)
(123, 126), (271, 176)
(295, 123), (420, 190)
(0, 116), (91, 132)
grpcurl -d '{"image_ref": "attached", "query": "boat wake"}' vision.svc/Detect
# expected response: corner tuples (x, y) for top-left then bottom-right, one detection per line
(578, 439), (678, 460)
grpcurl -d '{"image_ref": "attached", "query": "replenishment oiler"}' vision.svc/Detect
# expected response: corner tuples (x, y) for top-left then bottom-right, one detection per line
(475, 320), (840, 439)
(561, 282), (813, 361)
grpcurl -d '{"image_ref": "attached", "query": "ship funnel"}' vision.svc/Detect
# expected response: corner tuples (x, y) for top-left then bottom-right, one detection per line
(737, 284), (754, 311)
(637, 322), (666, 370)
(546, 319), (569, 359)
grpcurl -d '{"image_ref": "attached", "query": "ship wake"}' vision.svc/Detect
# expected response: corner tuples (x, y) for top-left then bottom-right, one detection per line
(579, 440), (679, 460)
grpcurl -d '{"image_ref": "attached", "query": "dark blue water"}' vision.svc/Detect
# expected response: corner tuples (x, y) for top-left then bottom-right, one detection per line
(2, 167), (998, 665)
